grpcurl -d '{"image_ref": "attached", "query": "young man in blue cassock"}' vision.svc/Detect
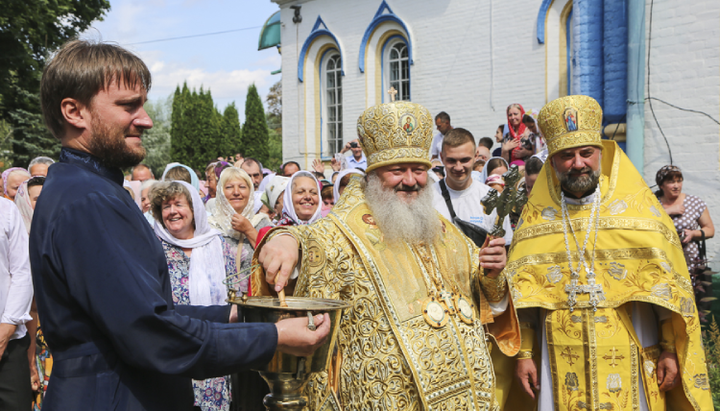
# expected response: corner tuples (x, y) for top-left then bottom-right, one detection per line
(30, 40), (330, 411)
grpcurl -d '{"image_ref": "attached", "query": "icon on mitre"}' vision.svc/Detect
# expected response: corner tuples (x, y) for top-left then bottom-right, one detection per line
(401, 114), (416, 135)
(564, 107), (578, 131)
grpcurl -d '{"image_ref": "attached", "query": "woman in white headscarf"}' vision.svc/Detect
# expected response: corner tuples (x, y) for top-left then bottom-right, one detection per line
(161, 162), (200, 191)
(479, 156), (509, 184)
(150, 180), (240, 411)
(333, 168), (365, 203)
(209, 167), (271, 270)
(275, 171), (322, 227)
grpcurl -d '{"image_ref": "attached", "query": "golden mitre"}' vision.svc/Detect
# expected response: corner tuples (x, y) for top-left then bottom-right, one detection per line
(538, 95), (604, 157)
(357, 101), (433, 173)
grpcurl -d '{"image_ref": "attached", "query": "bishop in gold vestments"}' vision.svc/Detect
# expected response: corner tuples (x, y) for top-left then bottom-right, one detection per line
(508, 96), (712, 411)
(253, 101), (520, 410)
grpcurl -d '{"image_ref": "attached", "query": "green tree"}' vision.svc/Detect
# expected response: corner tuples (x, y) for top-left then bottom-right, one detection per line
(6, 87), (59, 167)
(265, 80), (282, 171)
(170, 84), (222, 171)
(241, 84), (269, 164)
(266, 128), (282, 172)
(0, 0), (111, 165)
(266, 80), (282, 133)
(220, 103), (242, 158)
(143, 96), (172, 178)
(171, 83), (191, 167)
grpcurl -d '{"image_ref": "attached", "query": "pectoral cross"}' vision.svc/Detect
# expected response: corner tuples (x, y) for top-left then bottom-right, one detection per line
(481, 165), (526, 238)
(564, 275), (605, 312)
(438, 288), (456, 315)
(387, 86), (398, 102)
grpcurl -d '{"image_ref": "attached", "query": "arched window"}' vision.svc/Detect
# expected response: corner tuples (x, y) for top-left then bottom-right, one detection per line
(324, 53), (343, 155)
(385, 39), (410, 101)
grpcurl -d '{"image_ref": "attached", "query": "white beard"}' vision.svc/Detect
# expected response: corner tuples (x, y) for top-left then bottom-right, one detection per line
(364, 173), (442, 245)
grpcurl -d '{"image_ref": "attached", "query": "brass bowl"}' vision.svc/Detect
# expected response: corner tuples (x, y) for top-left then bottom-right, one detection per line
(229, 296), (349, 374)
(229, 296), (349, 410)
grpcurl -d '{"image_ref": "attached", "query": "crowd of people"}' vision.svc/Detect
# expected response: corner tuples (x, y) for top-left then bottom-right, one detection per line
(0, 39), (715, 411)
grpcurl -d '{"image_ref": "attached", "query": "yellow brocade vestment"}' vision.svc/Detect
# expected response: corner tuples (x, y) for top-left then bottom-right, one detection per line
(506, 141), (711, 410)
(253, 177), (520, 410)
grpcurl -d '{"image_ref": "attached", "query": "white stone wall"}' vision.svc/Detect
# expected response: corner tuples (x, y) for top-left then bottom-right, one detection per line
(641, 0), (720, 265)
(275, 0), (548, 169)
(275, 0), (720, 264)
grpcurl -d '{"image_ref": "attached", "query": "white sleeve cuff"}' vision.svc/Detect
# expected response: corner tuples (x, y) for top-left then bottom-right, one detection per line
(489, 293), (509, 317)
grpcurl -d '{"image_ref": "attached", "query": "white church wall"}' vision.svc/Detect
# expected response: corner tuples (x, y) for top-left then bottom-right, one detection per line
(274, 0), (720, 266)
(275, 0), (549, 168)
(641, 0), (720, 265)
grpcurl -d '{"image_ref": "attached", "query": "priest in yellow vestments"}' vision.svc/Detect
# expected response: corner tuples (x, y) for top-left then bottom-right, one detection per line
(509, 95), (712, 410)
(252, 101), (520, 410)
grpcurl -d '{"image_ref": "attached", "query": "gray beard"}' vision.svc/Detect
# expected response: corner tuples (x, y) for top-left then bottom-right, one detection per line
(364, 173), (442, 245)
(556, 166), (602, 194)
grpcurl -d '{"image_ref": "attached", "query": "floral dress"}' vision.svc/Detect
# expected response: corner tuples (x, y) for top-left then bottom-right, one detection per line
(160, 236), (240, 411)
(670, 194), (707, 272)
(221, 217), (272, 411)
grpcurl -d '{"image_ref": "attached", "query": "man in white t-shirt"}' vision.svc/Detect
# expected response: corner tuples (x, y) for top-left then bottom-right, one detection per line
(429, 111), (453, 160)
(432, 128), (513, 246)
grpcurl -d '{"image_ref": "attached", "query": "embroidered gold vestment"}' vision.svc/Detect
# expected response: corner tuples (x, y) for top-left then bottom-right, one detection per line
(253, 177), (520, 410)
(506, 141), (711, 410)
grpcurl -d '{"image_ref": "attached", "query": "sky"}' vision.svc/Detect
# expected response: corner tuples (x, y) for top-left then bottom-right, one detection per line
(80, 0), (282, 121)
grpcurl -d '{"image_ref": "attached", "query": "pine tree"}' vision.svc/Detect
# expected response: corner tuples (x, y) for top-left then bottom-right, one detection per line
(241, 84), (269, 164)
(170, 83), (190, 166)
(143, 96), (172, 178)
(220, 103), (242, 158)
(193, 87), (219, 169)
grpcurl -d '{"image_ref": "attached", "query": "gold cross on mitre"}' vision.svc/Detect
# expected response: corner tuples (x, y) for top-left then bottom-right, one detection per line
(387, 86), (398, 102)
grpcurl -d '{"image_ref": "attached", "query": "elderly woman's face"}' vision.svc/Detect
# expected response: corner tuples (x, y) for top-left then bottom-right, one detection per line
(224, 177), (251, 213)
(162, 194), (194, 239)
(292, 177), (319, 221)
(661, 176), (683, 198)
(141, 187), (152, 213)
(6, 172), (28, 200)
(508, 107), (523, 127)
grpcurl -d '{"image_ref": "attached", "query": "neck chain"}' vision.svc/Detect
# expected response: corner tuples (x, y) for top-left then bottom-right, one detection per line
(560, 184), (604, 312)
(412, 243), (475, 327)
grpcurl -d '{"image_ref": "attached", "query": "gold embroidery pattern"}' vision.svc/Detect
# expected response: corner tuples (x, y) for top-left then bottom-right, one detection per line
(293, 220), (422, 410)
(511, 217), (682, 250)
(480, 273), (508, 303)
(357, 101), (434, 172)
(283, 178), (503, 410)
(506, 247), (694, 312)
(641, 345), (662, 408)
(538, 95), (603, 158)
